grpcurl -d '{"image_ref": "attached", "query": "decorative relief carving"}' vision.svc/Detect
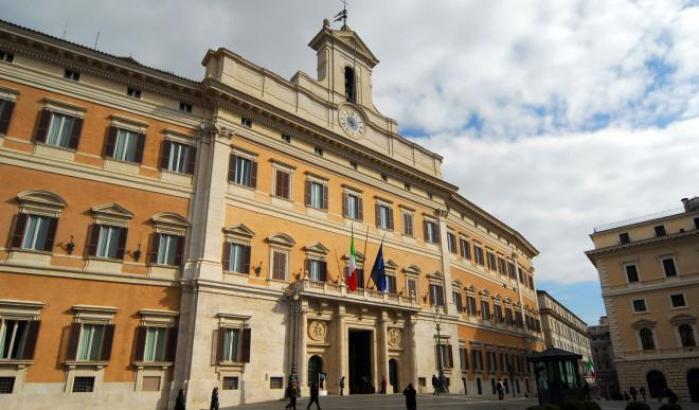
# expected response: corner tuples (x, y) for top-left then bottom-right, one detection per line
(308, 320), (327, 342)
(387, 328), (401, 348)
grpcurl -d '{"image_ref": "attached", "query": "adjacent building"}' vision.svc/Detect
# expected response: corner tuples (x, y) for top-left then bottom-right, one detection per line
(0, 17), (544, 409)
(587, 197), (699, 402)
(589, 316), (619, 398)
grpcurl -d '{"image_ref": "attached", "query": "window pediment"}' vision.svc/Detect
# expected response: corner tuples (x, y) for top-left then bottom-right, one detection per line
(402, 265), (421, 276)
(267, 233), (295, 247)
(304, 242), (330, 255)
(223, 224), (256, 243)
(670, 314), (697, 325)
(631, 318), (657, 329)
(384, 258), (398, 270)
(91, 203), (134, 219)
(152, 212), (189, 236)
(342, 251), (365, 263)
(17, 190), (66, 217)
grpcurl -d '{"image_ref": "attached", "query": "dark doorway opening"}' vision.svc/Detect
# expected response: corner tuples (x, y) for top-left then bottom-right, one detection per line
(688, 368), (699, 402)
(389, 358), (399, 393)
(349, 330), (372, 394)
(308, 355), (323, 388)
(646, 370), (668, 399)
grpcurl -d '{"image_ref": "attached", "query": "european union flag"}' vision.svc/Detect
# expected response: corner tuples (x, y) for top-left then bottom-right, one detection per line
(371, 244), (386, 292)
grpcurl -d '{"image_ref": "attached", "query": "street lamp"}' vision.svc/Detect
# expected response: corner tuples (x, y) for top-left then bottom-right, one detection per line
(286, 284), (301, 385)
(433, 302), (445, 391)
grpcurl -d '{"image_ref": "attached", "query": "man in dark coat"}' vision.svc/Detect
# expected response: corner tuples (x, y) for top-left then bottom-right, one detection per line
(639, 386), (647, 401)
(175, 389), (186, 410)
(431, 374), (439, 395)
(496, 380), (504, 400)
(209, 387), (219, 410)
(339, 376), (345, 396)
(285, 382), (299, 410)
(403, 383), (417, 410)
(307, 382), (321, 410)
(630, 386), (637, 401)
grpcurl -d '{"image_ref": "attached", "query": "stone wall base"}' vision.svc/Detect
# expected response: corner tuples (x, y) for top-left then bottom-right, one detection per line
(616, 356), (699, 401)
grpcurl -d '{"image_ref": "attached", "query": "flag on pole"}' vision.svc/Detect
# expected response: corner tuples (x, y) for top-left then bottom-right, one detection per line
(371, 243), (386, 292)
(346, 227), (358, 291)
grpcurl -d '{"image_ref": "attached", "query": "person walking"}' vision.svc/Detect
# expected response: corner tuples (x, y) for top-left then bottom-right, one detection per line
(439, 374), (448, 393)
(640, 386), (646, 401)
(339, 376), (345, 396)
(403, 383), (417, 410)
(496, 380), (504, 400)
(174, 389), (186, 410)
(285, 382), (299, 410)
(431, 374), (439, 395)
(307, 382), (321, 410)
(582, 381), (591, 400)
(630, 386), (637, 401)
(209, 387), (219, 410)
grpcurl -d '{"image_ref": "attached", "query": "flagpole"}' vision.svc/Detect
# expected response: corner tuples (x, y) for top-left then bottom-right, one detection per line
(362, 226), (370, 288)
(333, 246), (343, 286)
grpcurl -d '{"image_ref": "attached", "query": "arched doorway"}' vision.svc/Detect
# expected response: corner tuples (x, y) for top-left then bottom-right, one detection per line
(388, 358), (399, 393)
(646, 370), (667, 399)
(688, 368), (699, 402)
(308, 355), (323, 388)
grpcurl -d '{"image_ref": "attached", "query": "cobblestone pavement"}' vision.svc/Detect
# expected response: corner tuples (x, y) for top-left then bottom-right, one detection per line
(229, 394), (699, 410)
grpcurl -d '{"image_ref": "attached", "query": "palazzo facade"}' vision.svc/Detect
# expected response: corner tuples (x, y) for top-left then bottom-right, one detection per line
(0, 18), (544, 409)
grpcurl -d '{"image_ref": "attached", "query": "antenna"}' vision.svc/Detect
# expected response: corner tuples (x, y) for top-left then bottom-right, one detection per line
(93, 31), (101, 49)
(61, 20), (68, 39)
(333, 0), (348, 29)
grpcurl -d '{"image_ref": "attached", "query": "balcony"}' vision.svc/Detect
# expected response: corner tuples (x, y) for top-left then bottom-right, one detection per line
(294, 279), (420, 311)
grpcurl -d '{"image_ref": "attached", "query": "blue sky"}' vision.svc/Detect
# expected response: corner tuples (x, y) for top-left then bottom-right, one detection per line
(2, 0), (699, 325)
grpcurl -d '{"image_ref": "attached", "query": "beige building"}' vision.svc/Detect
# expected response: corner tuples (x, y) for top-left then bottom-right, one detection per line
(587, 197), (699, 402)
(589, 316), (619, 398)
(536, 290), (592, 368)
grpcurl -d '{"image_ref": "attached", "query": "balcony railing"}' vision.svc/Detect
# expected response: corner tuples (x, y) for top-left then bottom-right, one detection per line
(297, 279), (419, 309)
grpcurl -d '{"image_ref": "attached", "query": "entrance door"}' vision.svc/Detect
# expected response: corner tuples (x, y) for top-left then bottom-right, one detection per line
(389, 358), (399, 393)
(349, 330), (372, 394)
(308, 355), (323, 388)
(646, 370), (667, 399)
(688, 368), (699, 402)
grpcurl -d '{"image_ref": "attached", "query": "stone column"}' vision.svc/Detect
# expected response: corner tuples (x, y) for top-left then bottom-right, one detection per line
(512, 251), (530, 333)
(407, 314), (419, 389)
(299, 301), (309, 393)
(378, 310), (390, 391)
(436, 209), (457, 315)
(337, 304), (347, 391)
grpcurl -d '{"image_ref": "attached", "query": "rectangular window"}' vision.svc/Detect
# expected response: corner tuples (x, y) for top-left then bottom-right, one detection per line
(19, 214), (56, 251)
(402, 212), (414, 236)
(505, 308), (514, 325)
(179, 102), (193, 113)
(111, 128), (142, 162)
(143, 327), (167, 362)
(494, 304), (503, 322)
(0, 376), (14, 394)
(694, 217), (699, 230)
(223, 376), (239, 390)
(376, 203), (393, 230)
(453, 291), (463, 311)
(226, 243), (251, 274)
(429, 284), (445, 306)
(472, 350), (483, 370)
(0, 320), (33, 360)
(72, 376), (94, 393)
(156, 234), (180, 266)
(45, 112), (77, 148)
(437, 344), (453, 369)
(632, 299), (647, 313)
(486, 352), (495, 372)
(64, 69), (80, 81)
(497, 257), (506, 275)
(307, 181), (327, 209)
(241, 117), (252, 128)
(481, 300), (490, 320)
(222, 328), (241, 362)
(474, 246), (485, 266)
(78, 324), (105, 361)
(229, 155), (257, 188)
(344, 193), (362, 220)
(487, 252), (496, 270)
(307, 259), (327, 282)
(314, 146), (323, 156)
(460, 348), (469, 370)
(625, 264), (639, 283)
(281, 134), (291, 144)
(671, 294), (686, 308)
(0, 50), (14, 62)
(407, 279), (417, 299)
(424, 220), (439, 243)
(270, 377), (284, 389)
(507, 262), (516, 279)
(386, 275), (397, 294)
(272, 250), (287, 281)
(95, 225), (125, 259)
(275, 169), (291, 199)
(467, 296), (477, 316)
(619, 232), (630, 244)
(163, 141), (194, 174)
(460, 239), (471, 260)
(654, 225), (666, 237)
(662, 257), (678, 277)
(447, 232), (457, 253)
(127, 87), (142, 98)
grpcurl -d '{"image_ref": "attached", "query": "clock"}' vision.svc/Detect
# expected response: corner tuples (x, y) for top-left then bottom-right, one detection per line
(338, 107), (366, 138)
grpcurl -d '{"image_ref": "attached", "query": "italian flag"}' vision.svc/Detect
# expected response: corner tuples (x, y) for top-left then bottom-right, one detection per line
(347, 228), (358, 291)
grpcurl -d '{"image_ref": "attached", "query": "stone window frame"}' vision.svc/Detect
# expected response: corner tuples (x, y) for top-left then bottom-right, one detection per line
(426, 271), (446, 308)
(303, 242), (330, 282)
(479, 290), (491, 321)
(228, 148), (259, 190)
(402, 265), (421, 300)
(464, 285), (477, 317)
(223, 224), (256, 276)
(133, 309), (179, 392)
(86, 203), (134, 266)
(622, 260), (641, 284)
(631, 298), (648, 314)
(304, 172), (329, 211)
(270, 160), (295, 201)
(215, 313), (251, 373)
(399, 205), (415, 238)
(10, 190), (66, 261)
(670, 314), (698, 349)
(668, 292), (688, 310)
(160, 129), (197, 177)
(658, 253), (680, 278)
(0, 299), (44, 395)
(267, 233), (295, 282)
(36, 98), (87, 152)
(383, 259), (399, 294)
(451, 281), (464, 312)
(374, 196), (394, 231)
(148, 212), (189, 269)
(341, 184), (363, 221)
(631, 319), (657, 351)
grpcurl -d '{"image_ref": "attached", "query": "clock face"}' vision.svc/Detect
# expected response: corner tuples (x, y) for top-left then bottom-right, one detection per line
(338, 108), (366, 138)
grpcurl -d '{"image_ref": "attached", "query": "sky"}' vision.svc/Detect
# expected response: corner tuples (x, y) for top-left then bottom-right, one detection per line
(2, 0), (698, 325)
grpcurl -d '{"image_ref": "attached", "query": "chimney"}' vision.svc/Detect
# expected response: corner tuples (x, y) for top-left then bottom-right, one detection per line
(682, 197), (699, 212)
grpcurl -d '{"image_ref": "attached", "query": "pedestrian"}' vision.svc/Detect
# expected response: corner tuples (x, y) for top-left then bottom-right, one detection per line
(629, 386), (637, 401)
(285, 381), (299, 410)
(307, 382), (321, 410)
(496, 380), (504, 400)
(624, 391), (630, 401)
(209, 387), (219, 410)
(639, 386), (646, 401)
(175, 389), (186, 410)
(439, 374), (448, 393)
(431, 374), (439, 395)
(666, 388), (679, 404)
(403, 383), (417, 410)
(583, 381), (591, 400)
(339, 376), (345, 396)
(381, 376), (387, 394)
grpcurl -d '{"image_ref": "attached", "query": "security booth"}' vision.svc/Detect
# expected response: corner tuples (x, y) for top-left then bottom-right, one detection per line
(528, 348), (583, 405)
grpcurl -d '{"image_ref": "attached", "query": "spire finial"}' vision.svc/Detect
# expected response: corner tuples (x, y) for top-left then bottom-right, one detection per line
(333, 0), (349, 30)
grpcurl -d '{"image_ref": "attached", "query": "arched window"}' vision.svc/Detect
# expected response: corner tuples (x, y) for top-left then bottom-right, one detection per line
(640, 328), (655, 350)
(344, 66), (356, 103)
(679, 324), (696, 347)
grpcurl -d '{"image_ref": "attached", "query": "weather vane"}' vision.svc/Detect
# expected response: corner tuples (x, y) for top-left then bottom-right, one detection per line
(334, 0), (348, 29)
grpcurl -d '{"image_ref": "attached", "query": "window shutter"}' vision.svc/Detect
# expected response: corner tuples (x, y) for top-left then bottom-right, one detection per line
(21, 320), (41, 360)
(134, 326), (147, 361)
(322, 184), (328, 210)
(0, 100), (15, 134)
(434, 223), (441, 243)
(241, 245), (251, 274)
(387, 207), (394, 230)
(222, 242), (231, 271)
(186, 146), (197, 174)
(174, 235), (184, 266)
(304, 259), (310, 278)
(241, 328), (251, 363)
(10, 213), (28, 248)
(87, 224), (101, 257)
(447, 346), (454, 368)
(375, 203), (381, 227)
(68, 118), (83, 149)
(282, 172), (290, 198)
(43, 217), (59, 251)
(166, 327), (178, 362)
(115, 227), (128, 260)
(148, 233), (160, 265)
(249, 161), (258, 188)
(320, 261), (327, 282)
(228, 154), (236, 182)
(276, 171), (284, 197)
(423, 220), (429, 242)
(134, 133), (146, 163)
(100, 324), (115, 361)
(160, 140), (172, 170)
(34, 110), (51, 143)
(342, 193), (348, 218)
(216, 328), (226, 362)
(104, 127), (118, 158)
(66, 322), (81, 361)
(357, 197), (363, 221)
(304, 180), (311, 206)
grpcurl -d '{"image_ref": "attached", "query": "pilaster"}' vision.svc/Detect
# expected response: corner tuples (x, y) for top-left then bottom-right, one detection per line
(378, 310), (390, 388)
(436, 209), (457, 315)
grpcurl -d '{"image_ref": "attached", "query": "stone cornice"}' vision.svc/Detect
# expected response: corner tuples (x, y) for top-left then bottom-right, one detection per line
(586, 229), (699, 262)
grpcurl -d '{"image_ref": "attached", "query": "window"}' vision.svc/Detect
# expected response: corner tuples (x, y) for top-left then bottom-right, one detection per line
(44, 112), (79, 148)
(671, 294), (686, 308)
(11, 214), (58, 252)
(639, 328), (655, 350)
(270, 376), (284, 389)
(0, 319), (39, 360)
(619, 232), (630, 244)
(402, 212), (414, 236)
(436, 344), (453, 369)
(314, 146), (323, 156)
(505, 308), (513, 325)
(229, 154), (258, 188)
(694, 217), (699, 230)
(429, 284), (445, 306)
(654, 225), (666, 237)
(447, 232), (457, 253)
(151, 233), (183, 266)
(350, 161), (357, 169)
(344, 66), (356, 103)
(625, 264), (639, 283)
(474, 246), (485, 266)
(381, 173), (388, 182)
(460, 347), (469, 370)
(343, 193), (362, 220)
(0, 98), (15, 135)
(494, 304), (503, 322)
(486, 352), (495, 372)
(179, 102), (193, 113)
(143, 327), (167, 362)
(633, 299), (646, 312)
(161, 141), (195, 174)
(427, 192), (433, 200)
(220, 328), (245, 362)
(466, 296), (477, 316)
(418, 377), (426, 387)
(386, 275), (397, 294)
(0, 50), (14, 62)
(404, 183), (411, 191)
(661, 257), (677, 277)
(241, 117), (252, 128)
(406, 278), (417, 299)
(64, 69), (80, 81)
(77, 324), (107, 361)
(72, 376), (95, 393)
(305, 180), (328, 210)
(105, 128), (145, 163)
(459, 239), (471, 260)
(224, 243), (251, 274)
(507, 262), (516, 279)
(424, 220), (439, 243)
(223, 376), (239, 390)
(679, 324), (696, 347)
(472, 349), (483, 370)
(281, 134), (291, 144)
(481, 300), (490, 320)
(127, 87), (142, 98)
(376, 203), (394, 230)
(0, 377), (14, 394)
(89, 225), (127, 260)
(272, 250), (288, 280)
(453, 291), (463, 312)
(274, 169), (291, 199)
(487, 252), (496, 270)
(306, 259), (327, 282)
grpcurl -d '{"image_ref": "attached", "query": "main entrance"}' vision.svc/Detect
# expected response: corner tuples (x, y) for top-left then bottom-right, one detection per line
(348, 330), (372, 394)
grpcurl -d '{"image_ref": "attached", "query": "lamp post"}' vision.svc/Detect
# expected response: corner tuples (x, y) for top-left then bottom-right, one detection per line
(286, 284), (301, 385)
(433, 302), (444, 391)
